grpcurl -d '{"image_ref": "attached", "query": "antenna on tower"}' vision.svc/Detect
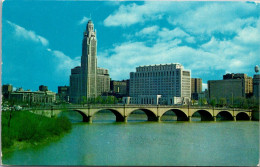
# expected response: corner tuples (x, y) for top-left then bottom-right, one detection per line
(89, 13), (92, 21)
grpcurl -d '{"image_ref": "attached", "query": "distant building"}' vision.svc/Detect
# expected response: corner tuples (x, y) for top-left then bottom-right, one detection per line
(97, 67), (110, 96)
(39, 85), (48, 92)
(69, 20), (110, 103)
(2, 84), (13, 99)
(57, 86), (70, 102)
(223, 73), (253, 96)
(9, 88), (56, 104)
(253, 74), (260, 98)
(191, 78), (202, 100)
(208, 73), (253, 101)
(125, 63), (191, 105)
(126, 79), (130, 96)
(70, 66), (82, 103)
(110, 80), (128, 96)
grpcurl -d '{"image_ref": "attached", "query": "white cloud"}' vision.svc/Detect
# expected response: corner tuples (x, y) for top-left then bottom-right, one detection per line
(168, 3), (258, 35)
(100, 17), (260, 80)
(233, 18), (260, 46)
(51, 50), (80, 74)
(200, 18), (260, 73)
(99, 40), (214, 80)
(135, 25), (159, 36)
(157, 27), (196, 43)
(104, 3), (141, 27)
(104, 2), (172, 27)
(79, 16), (90, 25)
(104, 1), (259, 38)
(7, 20), (80, 76)
(7, 20), (49, 46)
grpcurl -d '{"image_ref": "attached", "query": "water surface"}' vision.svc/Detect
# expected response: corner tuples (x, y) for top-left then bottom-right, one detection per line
(2, 112), (259, 166)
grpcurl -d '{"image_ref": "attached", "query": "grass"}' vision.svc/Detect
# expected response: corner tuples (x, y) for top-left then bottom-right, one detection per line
(1, 110), (72, 150)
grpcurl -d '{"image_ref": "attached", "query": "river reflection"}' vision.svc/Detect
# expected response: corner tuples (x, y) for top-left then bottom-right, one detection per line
(2, 112), (259, 166)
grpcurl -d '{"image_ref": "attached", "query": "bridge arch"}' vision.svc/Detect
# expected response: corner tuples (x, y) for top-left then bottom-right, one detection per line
(235, 112), (250, 120)
(92, 109), (124, 122)
(216, 111), (233, 121)
(59, 109), (89, 122)
(161, 109), (188, 121)
(127, 108), (158, 121)
(191, 110), (214, 121)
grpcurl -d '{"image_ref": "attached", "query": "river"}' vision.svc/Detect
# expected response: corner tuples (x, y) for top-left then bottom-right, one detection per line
(2, 111), (259, 166)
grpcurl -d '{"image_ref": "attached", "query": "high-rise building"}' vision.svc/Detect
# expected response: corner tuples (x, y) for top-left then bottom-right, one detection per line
(69, 20), (110, 103)
(191, 78), (202, 100)
(81, 20), (97, 99)
(125, 63), (191, 105)
(208, 73), (253, 101)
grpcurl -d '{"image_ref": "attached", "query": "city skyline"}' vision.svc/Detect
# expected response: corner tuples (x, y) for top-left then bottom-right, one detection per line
(2, 1), (260, 92)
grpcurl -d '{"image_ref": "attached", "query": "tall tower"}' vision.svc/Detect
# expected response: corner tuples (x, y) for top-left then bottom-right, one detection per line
(69, 20), (110, 103)
(81, 20), (97, 99)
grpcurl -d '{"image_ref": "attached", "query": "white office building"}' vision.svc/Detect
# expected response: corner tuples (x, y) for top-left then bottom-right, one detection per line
(124, 63), (191, 105)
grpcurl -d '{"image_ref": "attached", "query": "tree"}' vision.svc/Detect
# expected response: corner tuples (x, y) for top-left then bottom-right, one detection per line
(218, 98), (227, 107)
(95, 96), (103, 104)
(247, 97), (258, 109)
(210, 97), (217, 107)
(241, 97), (248, 109)
(81, 96), (87, 105)
(198, 98), (207, 106)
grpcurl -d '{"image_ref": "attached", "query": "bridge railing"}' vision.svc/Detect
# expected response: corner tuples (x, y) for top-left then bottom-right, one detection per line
(22, 104), (252, 112)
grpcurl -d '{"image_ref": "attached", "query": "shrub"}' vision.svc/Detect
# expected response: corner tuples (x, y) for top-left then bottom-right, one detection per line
(1, 110), (72, 149)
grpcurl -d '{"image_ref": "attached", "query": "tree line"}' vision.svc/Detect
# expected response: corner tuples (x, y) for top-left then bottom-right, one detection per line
(196, 96), (259, 110)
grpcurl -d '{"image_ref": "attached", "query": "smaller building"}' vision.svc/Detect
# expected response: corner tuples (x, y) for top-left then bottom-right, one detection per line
(57, 86), (70, 103)
(198, 91), (208, 105)
(223, 73), (253, 96)
(97, 67), (110, 96)
(191, 78), (202, 100)
(9, 88), (56, 105)
(110, 80), (129, 97)
(253, 74), (260, 98)
(69, 66), (82, 103)
(208, 73), (253, 101)
(39, 85), (48, 92)
(2, 84), (13, 99)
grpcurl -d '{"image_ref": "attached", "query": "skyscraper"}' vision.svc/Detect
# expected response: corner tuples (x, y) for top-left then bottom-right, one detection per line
(69, 20), (110, 103)
(81, 20), (97, 99)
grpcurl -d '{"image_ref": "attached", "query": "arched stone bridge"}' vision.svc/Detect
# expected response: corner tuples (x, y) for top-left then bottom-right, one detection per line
(31, 104), (252, 123)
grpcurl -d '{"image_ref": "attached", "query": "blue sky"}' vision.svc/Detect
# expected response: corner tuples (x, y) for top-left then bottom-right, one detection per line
(2, 1), (260, 92)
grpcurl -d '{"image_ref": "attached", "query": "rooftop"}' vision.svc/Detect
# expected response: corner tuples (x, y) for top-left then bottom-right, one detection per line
(138, 63), (182, 67)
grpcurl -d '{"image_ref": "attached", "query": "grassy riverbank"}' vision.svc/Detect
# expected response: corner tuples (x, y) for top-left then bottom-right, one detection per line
(2, 110), (72, 152)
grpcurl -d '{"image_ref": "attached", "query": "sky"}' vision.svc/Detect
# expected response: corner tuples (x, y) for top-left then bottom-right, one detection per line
(2, 1), (260, 92)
